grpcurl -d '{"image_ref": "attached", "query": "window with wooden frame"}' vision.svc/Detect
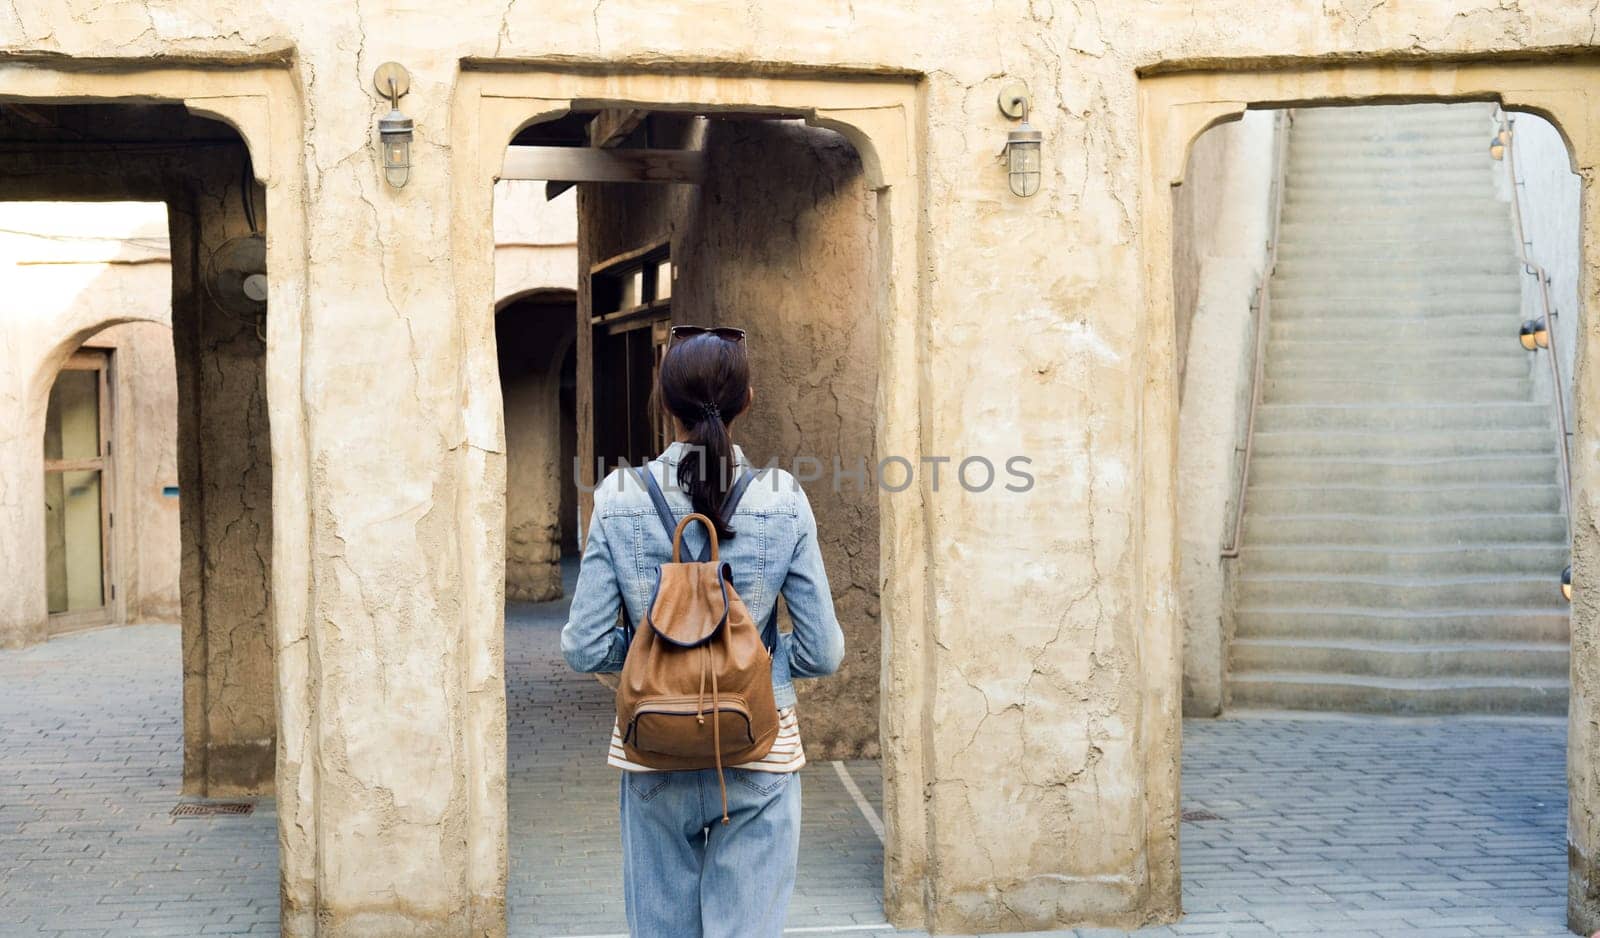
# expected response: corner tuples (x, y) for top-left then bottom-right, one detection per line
(590, 239), (675, 468)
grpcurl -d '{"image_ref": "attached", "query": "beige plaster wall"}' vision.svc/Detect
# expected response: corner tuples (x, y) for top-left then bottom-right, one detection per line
(12, 6), (1600, 936)
(1171, 112), (1278, 717)
(575, 116), (882, 757)
(494, 181), (578, 306)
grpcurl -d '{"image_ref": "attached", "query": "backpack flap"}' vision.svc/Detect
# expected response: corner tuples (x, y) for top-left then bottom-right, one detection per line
(644, 560), (732, 648)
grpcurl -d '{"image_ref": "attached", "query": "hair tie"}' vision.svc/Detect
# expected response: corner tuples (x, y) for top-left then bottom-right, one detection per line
(701, 402), (721, 422)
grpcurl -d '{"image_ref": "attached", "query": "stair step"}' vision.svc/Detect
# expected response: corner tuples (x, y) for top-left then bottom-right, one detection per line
(1273, 256), (1519, 278)
(1245, 482), (1561, 515)
(1238, 573), (1567, 609)
(1265, 347), (1529, 370)
(1275, 239), (1520, 259)
(1238, 543), (1570, 576)
(1265, 339), (1527, 361)
(1278, 219), (1511, 238)
(1241, 512), (1567, 545)
(1288, 130), (1496, 150)
(1262, 379), (1534, 405)
(1251, 428), (1555, 458)
(1264, 358), (1531, 381)
(1280, 172), (1491, 192)
(1269, 315), (1522, 340)
(1293, 106), (1491, 125)
(1227, 671), (1567, 715)
(1280, 205), (1510, 224)
(1270, 296), (1521, 318)
(1284, 191), (1499, 207)
(1286, 151), (1497, 171)
(1271, 277), (1518, 298)
(1253, 403), (1551, 433)
(1292, 103), (1492, 122)
(1234, 606), (1569, 643)
(1247, 454), (1559, 486)
(1230, 638), (1568, 679)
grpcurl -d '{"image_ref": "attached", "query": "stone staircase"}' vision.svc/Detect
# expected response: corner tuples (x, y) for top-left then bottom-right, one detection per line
(1229, 103), (1571, 716)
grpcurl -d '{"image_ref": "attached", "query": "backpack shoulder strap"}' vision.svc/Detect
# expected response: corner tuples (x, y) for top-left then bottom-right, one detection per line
(644, 463), (759, 563)
(621, 463), (678, 646)
(720, 467), (758, 519)
(720, 467), (779, 651)
(639, 463), (777, 650)
(638, 463), (680, 544)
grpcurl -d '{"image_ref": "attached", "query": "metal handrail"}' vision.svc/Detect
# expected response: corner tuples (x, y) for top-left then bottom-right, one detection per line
(1221, 109), (1293, 559)
(1499, 112), (1574, 530)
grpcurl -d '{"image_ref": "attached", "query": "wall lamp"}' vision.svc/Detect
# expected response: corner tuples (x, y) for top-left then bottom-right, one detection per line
(998, 81), (1042, 198)
(1520, 318), (1549, 351)
(374, 62), (414, 189)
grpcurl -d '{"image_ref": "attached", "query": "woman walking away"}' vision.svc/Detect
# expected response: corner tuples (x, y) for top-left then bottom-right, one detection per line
(561, 325), (845, 938)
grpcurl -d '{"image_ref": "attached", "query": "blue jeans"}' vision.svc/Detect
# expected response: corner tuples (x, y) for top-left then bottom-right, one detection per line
(619, 768), (801, 938)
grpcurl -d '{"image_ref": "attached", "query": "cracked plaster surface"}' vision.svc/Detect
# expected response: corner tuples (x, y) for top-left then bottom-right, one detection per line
(9, 0), (1600, 934)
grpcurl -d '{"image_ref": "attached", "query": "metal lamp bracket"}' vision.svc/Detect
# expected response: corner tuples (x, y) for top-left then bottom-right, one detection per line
(373, 62), (411, 103)
(998, 81), (1031, 121)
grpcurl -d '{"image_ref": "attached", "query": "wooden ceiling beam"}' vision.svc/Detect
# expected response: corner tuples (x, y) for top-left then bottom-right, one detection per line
(508, 145), (703, 185)
(545, 107), (651, 200)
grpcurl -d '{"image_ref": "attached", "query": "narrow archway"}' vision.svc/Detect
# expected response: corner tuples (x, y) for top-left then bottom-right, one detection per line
(487, 102), (889, 935)
(497, 288), (579, 602)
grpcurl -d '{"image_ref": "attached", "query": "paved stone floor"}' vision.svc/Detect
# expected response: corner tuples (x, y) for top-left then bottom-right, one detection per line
(0, 624), (278, 936)
(0, 571), (1572, 937)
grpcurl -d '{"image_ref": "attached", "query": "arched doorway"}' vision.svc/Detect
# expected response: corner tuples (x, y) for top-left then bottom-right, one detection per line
(1144, 62), (1597, 933)
(455, 68), (922, 934)
(497, 288), (579, 601)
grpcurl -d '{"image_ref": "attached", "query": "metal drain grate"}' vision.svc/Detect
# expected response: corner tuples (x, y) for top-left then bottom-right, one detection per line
(1181, 808), (1223, 823)
(171, 801), (254, 818)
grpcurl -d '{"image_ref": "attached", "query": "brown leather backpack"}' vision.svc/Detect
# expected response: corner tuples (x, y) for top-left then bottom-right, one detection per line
(615, 467), (779, 821)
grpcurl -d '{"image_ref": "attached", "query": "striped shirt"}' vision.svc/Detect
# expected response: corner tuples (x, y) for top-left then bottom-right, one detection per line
(607, 706), (806, 773)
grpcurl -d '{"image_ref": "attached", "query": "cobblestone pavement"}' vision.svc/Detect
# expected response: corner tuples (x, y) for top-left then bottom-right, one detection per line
(0, 576), (1572, 937)
(0, 624), (278, 937)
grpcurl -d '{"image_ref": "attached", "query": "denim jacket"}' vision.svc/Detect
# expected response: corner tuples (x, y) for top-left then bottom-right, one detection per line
(561, 442), (845, 708)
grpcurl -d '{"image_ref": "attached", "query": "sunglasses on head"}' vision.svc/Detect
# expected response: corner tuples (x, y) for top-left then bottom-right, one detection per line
(669, 325), (746, 345)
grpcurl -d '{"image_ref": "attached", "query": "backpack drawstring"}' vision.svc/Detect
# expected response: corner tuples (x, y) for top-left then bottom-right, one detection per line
(710, 642), (728, 824)
(694, 642), (730, 823)
(696, 647), (707, 728)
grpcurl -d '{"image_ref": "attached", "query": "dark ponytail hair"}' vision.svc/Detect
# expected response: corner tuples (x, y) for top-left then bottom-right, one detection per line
(657, 332), (751, 539)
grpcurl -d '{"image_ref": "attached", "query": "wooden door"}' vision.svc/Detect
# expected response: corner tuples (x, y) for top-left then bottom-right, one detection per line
(43, 349), (113, 633)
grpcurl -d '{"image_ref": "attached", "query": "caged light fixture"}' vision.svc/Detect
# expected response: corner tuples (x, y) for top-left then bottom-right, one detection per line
(374, 62), (414, 189)
(1490, 125), (1511, 160)
(997, 81), (1043, 198)
(1519, 318), (1549, 351)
